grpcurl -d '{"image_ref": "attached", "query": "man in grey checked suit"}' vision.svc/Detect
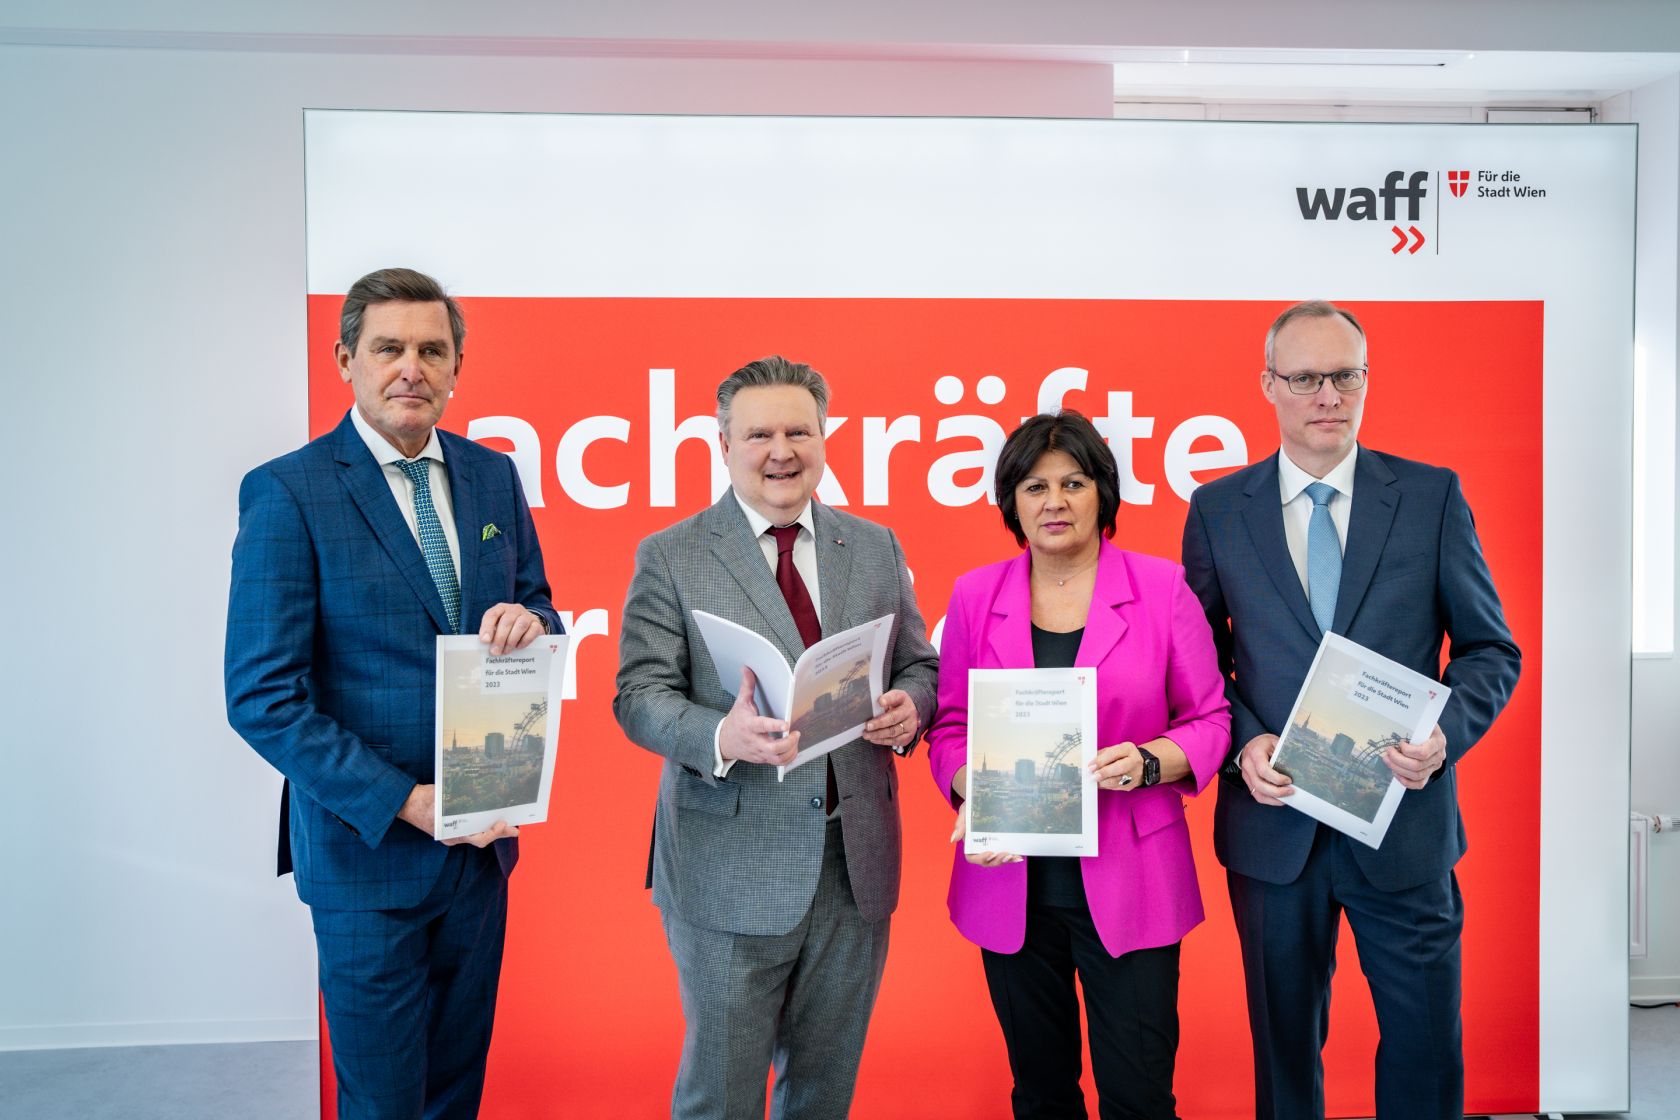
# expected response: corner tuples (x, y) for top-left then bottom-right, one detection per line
(226, 268), (561, 1119)
(614, 355), (939, 1120)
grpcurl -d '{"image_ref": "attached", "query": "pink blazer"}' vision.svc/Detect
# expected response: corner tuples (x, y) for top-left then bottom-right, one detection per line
(928, 540), (1231, 957)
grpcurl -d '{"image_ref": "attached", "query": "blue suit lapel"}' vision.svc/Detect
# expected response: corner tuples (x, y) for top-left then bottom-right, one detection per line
(333, 415), (454, 635)
(1332, 449), (1399, 633)
(1240, 453), (1322, 642)
(443, 436), (480, 632)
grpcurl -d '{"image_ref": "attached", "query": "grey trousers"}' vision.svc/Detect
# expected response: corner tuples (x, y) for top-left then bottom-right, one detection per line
(661, 819), (892, 1120)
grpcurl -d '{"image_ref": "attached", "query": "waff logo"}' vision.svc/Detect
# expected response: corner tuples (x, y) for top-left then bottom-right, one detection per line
(1295, 171), (1430, 221)
(1293, 170), (1433, 255)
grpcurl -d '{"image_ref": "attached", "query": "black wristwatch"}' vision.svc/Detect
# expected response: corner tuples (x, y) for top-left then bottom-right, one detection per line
(1137, 747), (1161, 788)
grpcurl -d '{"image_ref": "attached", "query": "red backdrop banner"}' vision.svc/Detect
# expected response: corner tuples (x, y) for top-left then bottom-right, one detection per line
(306, 296), (1542, 1118)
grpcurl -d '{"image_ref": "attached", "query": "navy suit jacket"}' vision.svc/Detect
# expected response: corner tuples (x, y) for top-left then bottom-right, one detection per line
(1181, 447), (1520, 892)
(225, 412), (560, 911)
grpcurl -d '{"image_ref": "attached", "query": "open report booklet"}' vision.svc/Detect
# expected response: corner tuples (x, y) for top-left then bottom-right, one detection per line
(1269, 632), (1450, 849)
(693, 610), (893, 779)
(433, 633), (570, 837)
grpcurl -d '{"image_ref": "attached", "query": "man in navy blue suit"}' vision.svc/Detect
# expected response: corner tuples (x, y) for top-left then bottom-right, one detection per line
(226, 267), (561, 1119)
(1182, 301), (1520, 1120)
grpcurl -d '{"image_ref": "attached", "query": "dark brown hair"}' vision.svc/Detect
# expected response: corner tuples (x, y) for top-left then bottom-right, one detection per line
(994, 410), (1121, 547)
(339, 267), (466, 356)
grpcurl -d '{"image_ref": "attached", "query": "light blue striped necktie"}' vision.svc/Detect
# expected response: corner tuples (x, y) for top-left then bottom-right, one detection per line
(1305, 481), (1341, 634)
(395, 458), (461, 634)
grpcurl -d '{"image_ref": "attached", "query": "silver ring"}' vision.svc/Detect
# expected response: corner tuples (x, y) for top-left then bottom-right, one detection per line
(1118, 774), (1133, 786)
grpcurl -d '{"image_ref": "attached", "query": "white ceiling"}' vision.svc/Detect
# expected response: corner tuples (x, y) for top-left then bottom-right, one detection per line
(6, 0), (1680, 54)
(4, 2), (1679, 106)
(1111, 49), (1680, 106)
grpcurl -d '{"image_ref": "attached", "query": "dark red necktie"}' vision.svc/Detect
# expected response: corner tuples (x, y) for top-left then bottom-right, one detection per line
(767, 525), (836, 811)
(767, 525), (822, 648)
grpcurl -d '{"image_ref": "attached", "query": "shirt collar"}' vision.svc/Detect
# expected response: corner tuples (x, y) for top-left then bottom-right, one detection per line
(732, 489), (816, 540)
(1278, 444), (1358, 504)
(349, 406), (444, 468)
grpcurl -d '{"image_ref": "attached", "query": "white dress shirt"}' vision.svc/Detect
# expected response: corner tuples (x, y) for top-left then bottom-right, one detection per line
(1277, 445), (1357, 596)
(731, 492), (822, 617)
(349, 406), (461, 581)
(714, 495), (823, 779)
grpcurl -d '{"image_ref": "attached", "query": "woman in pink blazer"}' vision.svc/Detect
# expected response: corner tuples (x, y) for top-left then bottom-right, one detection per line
(928, 411), (1230, 1120)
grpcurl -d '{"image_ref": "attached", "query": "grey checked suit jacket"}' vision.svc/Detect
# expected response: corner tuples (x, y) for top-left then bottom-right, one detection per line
(614, 492), (939, 936)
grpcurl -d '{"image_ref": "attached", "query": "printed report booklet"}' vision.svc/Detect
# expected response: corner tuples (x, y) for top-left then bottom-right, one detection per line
(433, 633), (569, 837)
(963, 667), (1099, 859)
(1269, 632), (1451, 849)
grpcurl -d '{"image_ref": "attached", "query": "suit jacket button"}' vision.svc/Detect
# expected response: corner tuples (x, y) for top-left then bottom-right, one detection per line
(810, 797), (823, 809)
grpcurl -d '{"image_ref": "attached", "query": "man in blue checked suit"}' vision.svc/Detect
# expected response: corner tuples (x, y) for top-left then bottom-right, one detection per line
(226, 267), (561, 1120)
(1181, 301), (1520, 1120)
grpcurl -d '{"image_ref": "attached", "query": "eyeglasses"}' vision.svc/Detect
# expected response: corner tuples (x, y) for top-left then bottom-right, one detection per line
(1267, 367), (1368, 395)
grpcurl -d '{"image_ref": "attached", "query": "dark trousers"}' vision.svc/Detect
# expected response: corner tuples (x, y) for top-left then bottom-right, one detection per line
(311, 843), (509, 1120)
(981, 902), (1182, 1120)
(1227, 827), (1464, 1120)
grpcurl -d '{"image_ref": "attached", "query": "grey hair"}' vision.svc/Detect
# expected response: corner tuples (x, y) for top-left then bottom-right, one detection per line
(339, 267), (466, 356)
(716, 355), (831, 431)
(1264, 300), (1365, 369)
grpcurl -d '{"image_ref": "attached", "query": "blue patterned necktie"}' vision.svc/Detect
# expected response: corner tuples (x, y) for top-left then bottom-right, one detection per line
(1305, 481), (1341, 634)
(395, 458), (461, 634)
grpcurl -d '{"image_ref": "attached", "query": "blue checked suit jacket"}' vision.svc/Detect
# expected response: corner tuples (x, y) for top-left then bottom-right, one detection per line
(225, 412), (561, 911)
(1181, 447), (1520, 892)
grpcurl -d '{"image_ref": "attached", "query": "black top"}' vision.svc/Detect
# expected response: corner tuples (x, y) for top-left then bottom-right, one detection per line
(1027, 624), (1088, 909)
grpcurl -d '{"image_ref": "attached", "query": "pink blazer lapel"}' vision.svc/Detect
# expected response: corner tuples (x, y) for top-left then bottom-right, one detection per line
(987, 542), (1137, 670)
(1077, 541), (1136, 668)
(984, 551), (1036, 669)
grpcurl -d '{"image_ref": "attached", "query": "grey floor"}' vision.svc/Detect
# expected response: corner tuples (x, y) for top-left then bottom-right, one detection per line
(1525, 1001), (1680, 1120)
(0, 1005), (1674, 1118)
(0, 1039), (317, 1120)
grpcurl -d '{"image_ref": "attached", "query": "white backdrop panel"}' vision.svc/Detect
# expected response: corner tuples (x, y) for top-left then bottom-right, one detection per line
(307, 110), (1634, 1111)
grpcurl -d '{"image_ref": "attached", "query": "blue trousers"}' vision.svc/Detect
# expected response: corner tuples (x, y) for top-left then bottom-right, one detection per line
(311, 843), (509, 1120)
(1227, 826), (1464, 1120)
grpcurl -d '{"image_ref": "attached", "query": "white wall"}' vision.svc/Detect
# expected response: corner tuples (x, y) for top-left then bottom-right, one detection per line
(0, 42), (1110, 1050)
(1630, 73), (1680, 1007)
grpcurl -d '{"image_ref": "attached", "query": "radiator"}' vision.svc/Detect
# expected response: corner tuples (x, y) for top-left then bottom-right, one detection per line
(1631, 812), (1650, 959)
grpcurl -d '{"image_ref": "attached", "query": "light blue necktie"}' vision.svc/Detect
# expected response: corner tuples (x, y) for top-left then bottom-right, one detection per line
(1305, 481), (1341, 634)
(395, 458), (461, 634)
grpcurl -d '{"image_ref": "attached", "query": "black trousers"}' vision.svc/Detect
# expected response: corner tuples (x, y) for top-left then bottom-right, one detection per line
(981, 901), (1182, 1120)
